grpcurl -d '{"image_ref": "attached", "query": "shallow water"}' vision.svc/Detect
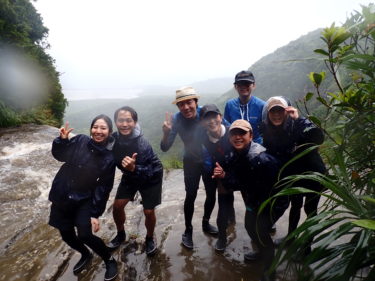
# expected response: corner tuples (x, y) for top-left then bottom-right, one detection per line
(0, 125), (294, 281)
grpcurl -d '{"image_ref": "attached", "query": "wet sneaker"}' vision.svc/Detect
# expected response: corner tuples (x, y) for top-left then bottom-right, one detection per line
(104, 258), (118, 281)
(145, 236), (157, 256)
(214, 237), (227, 252)
(73, 252), (93, 274)
(269, 224), (277, 234)
(261, 273), (276, 281)
(274, 237), (284, 247)
(274, 236), (293, 247)
(202, 220), (218, 236)
(244, 251), (261, 262)
(107, 231), (126, 249)
(181, 231), (193, 249)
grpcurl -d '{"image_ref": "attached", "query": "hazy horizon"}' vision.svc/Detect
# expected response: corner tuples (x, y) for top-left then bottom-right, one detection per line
(32, 0), (372, 100)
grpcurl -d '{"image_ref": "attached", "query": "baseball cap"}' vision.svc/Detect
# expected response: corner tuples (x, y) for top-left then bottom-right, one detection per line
(267, 97), (288, 111)
(234, 70), (255, 84)
(229, 119), (253, 133)
(200, 104), (221, 120)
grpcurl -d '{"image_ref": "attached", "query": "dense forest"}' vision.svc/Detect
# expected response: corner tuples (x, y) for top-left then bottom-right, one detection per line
(0, 0), (67, 127)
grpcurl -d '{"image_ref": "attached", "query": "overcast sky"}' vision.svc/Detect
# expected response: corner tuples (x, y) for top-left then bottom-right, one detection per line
(32, 0), (371, 99)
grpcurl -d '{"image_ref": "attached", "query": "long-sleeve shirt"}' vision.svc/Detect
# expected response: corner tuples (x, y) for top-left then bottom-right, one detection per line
(160, 106), (203, 162)
(224, 96), (265, 144)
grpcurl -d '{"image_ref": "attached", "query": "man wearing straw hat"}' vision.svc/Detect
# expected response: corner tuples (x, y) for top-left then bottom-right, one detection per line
(160, 86), (218, 249)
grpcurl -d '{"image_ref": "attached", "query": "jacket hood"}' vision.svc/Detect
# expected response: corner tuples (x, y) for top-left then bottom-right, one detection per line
(247, 142), (266, 160)
(105, 135), (115, 150)
(114, 123), (142, 144)
(89, 135), (115, 152)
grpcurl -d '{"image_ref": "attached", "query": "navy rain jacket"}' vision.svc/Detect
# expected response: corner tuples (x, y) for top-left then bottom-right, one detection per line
(49, 134), (116, 218)
(261, 97), (326, 179)
(113, 125), (163, 188)
(221, 142), (288, 213)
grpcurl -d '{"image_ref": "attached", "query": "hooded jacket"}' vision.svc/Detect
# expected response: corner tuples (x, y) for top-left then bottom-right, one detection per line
(49, 134), (116, 218)
(221, 142), (287, 212)
(113, 125), (163, 187)
(261, 96), (326, 178)
(224, 96), (265, 144)
(198, 124), (232, 173)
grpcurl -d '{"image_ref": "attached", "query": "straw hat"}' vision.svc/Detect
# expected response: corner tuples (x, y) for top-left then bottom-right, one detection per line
(172, 86), (200, 104)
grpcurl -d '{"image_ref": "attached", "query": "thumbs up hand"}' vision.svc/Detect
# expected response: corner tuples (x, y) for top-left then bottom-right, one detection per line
(122, 153), (138, 172)
(212, 162), (225, 179)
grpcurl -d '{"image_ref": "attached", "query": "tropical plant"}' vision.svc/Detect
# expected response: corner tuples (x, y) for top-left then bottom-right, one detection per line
(265, 4), (375, 281)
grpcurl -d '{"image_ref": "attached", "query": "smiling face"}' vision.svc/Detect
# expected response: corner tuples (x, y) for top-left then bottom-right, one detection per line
(91, 118), (110, 143)
(202, 113), (222, 137)
(234, 81), (256, 102)
(268, 106), (287, 126)
(229, 128), (253, 151)
(115, 110), (136, 136)
(176, 99), (197, 119)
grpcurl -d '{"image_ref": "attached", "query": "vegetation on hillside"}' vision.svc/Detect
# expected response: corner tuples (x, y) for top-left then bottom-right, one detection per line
(265, 4), (375, 280)
(0, 0), (67, 127)
(64, 27), (334, 167)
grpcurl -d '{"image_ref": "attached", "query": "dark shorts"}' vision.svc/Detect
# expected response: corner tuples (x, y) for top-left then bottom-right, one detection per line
(115, 179), (162, 210)
(49, 199), (91, 231)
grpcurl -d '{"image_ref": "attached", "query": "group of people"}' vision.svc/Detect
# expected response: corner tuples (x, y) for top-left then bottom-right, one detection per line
(48, 70), (325, 281)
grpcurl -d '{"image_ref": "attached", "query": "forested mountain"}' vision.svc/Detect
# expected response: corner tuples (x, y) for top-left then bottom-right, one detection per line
(65, 28), (333, 165)
(216, 28), (336, 110)
(0, 0), (67, 127)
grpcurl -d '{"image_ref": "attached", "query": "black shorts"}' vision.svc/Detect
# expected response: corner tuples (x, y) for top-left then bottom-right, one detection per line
(49, 199), (91, 231)
(115, 179), (162, 210)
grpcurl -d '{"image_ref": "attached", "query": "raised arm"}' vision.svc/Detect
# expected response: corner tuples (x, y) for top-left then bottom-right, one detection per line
(160, 112), (178, 152)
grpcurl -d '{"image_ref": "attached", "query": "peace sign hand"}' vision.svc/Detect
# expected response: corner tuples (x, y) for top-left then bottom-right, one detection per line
(162, 112), (173, 135)
(59, 122), (74, 139)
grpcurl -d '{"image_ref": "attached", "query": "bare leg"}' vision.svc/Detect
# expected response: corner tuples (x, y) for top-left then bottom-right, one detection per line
(112, 199), (130, 232)
(144, 209), (156, 237)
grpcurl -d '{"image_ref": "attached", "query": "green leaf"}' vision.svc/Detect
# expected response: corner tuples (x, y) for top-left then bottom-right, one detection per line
(359, 196), (375, 204)
(314, 48), (329, 56)
(351, 219), (375, 230)
(308, 115), (322, 127)
(305, 92), (314, 101)
(313, 73), (323, 86)
(316, 96), (328, 106)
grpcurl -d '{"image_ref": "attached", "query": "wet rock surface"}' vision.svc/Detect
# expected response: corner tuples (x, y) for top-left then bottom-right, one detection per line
(0, 125), (293, 281)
